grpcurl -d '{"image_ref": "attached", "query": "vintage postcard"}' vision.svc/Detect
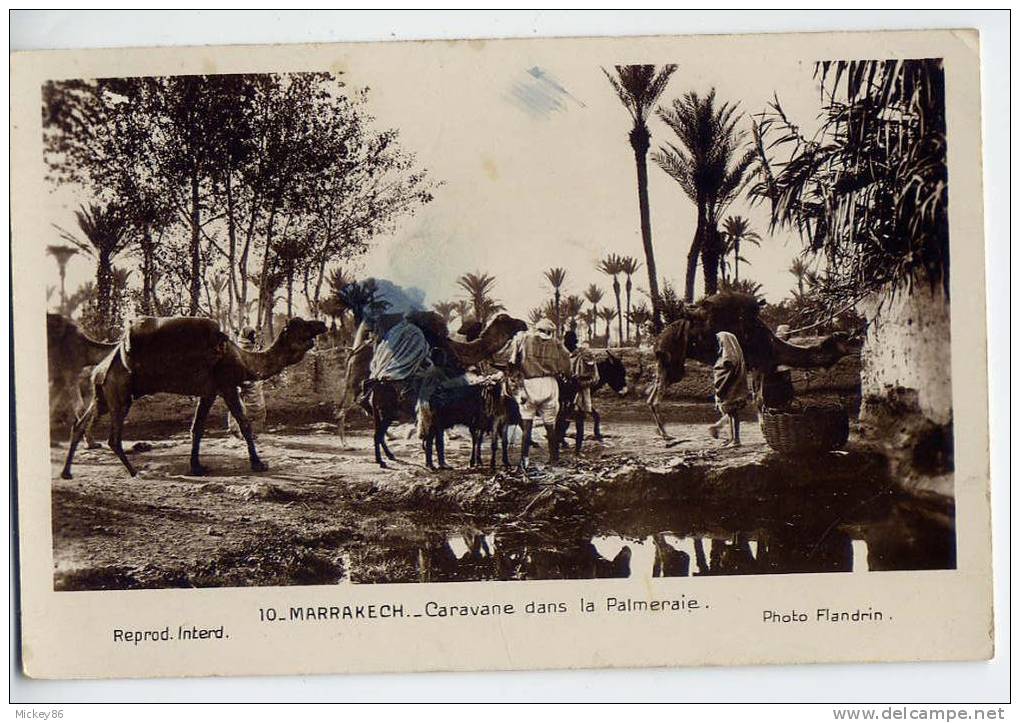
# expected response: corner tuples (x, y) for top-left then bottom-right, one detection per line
(11, 28), (992, 679)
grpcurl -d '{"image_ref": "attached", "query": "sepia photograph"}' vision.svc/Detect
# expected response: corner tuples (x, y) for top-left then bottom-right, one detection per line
(10, 22), (994, 683)
(42, 54), (954, 590)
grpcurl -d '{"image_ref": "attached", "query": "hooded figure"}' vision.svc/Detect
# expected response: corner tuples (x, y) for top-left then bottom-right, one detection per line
(708, 331), (748, 447)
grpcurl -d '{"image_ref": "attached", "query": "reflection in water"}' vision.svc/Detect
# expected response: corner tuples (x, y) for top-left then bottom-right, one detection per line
(343, 489), (954, 584)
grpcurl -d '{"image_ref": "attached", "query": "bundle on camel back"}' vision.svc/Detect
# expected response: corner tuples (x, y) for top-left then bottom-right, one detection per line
(364, 311), (527, 468)
(647, 291), (860, 439)
(60, 315), (326, 479)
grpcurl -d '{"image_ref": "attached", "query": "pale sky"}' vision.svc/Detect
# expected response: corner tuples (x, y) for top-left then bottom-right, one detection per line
(45, 36), (828, 323)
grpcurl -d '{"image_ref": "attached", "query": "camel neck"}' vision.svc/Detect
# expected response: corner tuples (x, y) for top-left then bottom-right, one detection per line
(237, 335), (291, 381)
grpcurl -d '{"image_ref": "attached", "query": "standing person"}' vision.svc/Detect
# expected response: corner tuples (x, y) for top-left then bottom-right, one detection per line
(707, 331), (748, 447)
(566, 332), (600, 453)
(507, 318), (571, 468)
(229, 326), (267, 440)
(563, 320), (579, 355)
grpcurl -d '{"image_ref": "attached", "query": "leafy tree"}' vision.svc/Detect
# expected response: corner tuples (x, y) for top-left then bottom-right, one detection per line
(653, 89), (755, 300)
(603, 64), (677, 331)
(751, 59), (949, 305)
(656, 279), (687, 324)
(628, 302), (652, 346)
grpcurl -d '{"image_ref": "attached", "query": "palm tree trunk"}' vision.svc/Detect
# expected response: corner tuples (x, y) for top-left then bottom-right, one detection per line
(701, 227), (720, 297)
(613, 280), (623, 347)
(689, 201), (705, 299)
(631, 125), (663, 332)
(734, 237), (740, 283)
(625, 278), (632, 343)
(554, 288), (561, 337)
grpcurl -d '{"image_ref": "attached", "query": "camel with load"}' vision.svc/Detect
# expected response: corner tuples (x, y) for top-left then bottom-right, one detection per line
(60, 316), (326, 479)
(647, 291), (859, 438)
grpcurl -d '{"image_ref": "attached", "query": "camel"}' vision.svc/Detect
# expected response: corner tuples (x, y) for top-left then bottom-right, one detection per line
(647, 292), (859, 438)
(60, 316), (326, 479)
(336, 309), (467, 444)
(47, 314), (117, 447)
(369, 312), (527, 468)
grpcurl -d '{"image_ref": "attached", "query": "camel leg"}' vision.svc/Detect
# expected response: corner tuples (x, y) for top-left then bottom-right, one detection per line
(592, 409), (603, 440)
(107, 401), (137, 478)
(574, 412), (585, 454)
(647, 374), (672, 439)
(189, 395), (216, 476)
(222, 387), (268, 473)
(60, 398), (98, 480)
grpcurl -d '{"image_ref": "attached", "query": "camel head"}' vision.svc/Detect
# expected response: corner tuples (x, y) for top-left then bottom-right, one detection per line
(275, 317), (327, 363)
(484, 313), (528, 341)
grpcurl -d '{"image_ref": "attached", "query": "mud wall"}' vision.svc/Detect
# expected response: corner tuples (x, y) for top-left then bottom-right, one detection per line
(859, 284), (952, 426)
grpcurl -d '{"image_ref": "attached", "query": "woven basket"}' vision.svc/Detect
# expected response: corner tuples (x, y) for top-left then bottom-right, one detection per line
(760, 402), (850, 455)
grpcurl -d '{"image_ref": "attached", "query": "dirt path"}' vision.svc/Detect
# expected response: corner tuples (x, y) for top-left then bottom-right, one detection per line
(50, 406), (774, 588)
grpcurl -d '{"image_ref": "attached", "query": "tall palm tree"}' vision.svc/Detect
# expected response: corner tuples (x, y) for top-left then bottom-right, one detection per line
(653, 89), (756, 301)
(563, 294), (585, 332)
(598, 254), (625, 346)
(543, 267), (567, 336)
(583, 284), (604, 341)
(628, 302), (652, 346)
(582, 307), (598, 341)
(46, 244), (78, 313)
(432, 301), (458, 325)
(603, 64), (677, 332)
(327, 267), (354, 329)
(456, 271), (502, 324)
(720, 215), (761, 283)
(599, 306), (618, 348)
(618, 255), (642, 342)
(454, 299), (473, 325)
(55, 201), (133, 338)
(789, 258), (809, 298)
